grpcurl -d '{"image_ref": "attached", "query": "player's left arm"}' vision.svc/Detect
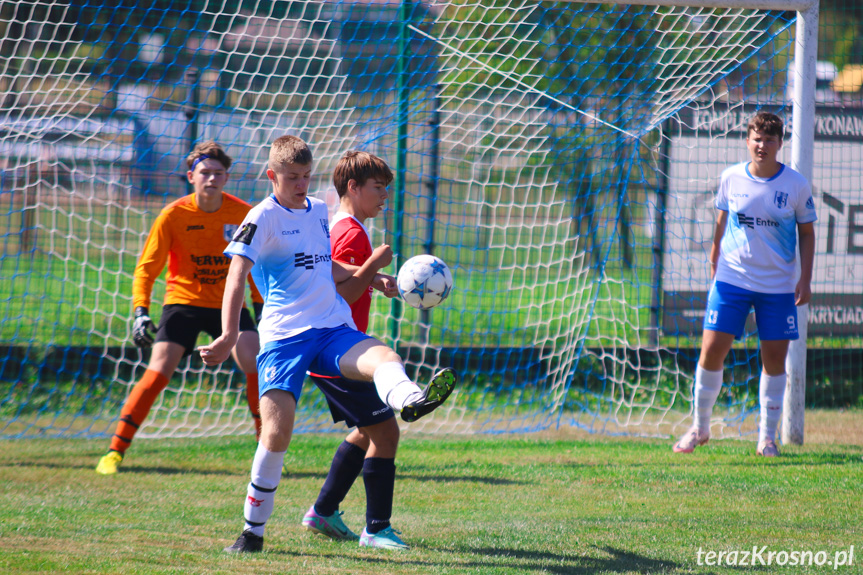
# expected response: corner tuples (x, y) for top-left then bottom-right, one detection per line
(371, 273), (399, 298)
(795, 221), (816, 305)
(333, 244), (394, 304)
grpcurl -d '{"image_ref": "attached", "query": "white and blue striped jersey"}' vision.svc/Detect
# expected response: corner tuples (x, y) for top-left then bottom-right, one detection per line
(224, 195), (355, 345)
(714, 162), (817, 294)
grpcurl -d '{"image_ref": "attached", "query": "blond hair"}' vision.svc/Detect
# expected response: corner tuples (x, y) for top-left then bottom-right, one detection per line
(269, 135), (313, 172)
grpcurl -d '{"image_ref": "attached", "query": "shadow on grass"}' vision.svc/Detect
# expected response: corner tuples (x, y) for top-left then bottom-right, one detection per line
(656, 452), (862, 467)
(3, 460), (245, 476)
(397, 473), (526, 485)
(239, 544), (680, 574)
(440, 544), (679, 574)
(281, 469), (525, 486)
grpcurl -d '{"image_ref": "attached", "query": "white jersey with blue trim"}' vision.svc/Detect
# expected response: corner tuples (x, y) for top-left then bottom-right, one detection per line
(714, 162), (817, 294)
(224, 195), (355, 344)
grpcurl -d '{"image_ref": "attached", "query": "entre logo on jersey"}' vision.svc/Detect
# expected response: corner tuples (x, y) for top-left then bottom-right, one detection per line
(294, 252), (332, 270)
(738, 212), (779, 229)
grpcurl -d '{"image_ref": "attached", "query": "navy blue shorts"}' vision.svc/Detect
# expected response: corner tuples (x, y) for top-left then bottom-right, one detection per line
(309, 374), (394, 429)
(256, 325), (374, 401)
(156, 304), (256, 356)
(704, 281), (799, 341)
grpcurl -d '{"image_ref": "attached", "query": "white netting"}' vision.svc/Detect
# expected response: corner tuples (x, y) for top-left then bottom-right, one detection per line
(0, 1), (798, 439)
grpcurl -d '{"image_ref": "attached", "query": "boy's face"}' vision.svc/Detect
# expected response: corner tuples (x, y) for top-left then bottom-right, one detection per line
(350, 177), (389, 220)
(746, 129), (782, 167)
(187, 158), (228, 201)
(268, 163), (312, 210)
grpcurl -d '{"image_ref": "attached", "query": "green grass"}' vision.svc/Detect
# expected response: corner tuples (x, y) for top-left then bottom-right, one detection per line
(1, 433), (861, 574)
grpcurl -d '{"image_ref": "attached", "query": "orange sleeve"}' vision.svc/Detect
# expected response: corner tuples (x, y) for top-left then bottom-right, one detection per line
(132, 210), (172, 311)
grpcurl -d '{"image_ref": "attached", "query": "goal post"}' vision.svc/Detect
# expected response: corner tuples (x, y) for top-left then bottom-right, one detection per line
(784, 0), (818, 445)
(560, 0), (818, 439)
(0, 0), (823, 440)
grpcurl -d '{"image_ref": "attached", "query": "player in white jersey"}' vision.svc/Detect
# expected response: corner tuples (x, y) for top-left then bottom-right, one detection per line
(197, 136), (457, 554)
(673, 111), (817, 457)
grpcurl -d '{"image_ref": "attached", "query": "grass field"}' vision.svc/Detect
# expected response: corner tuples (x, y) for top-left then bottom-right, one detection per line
(2, 410), (861, 575)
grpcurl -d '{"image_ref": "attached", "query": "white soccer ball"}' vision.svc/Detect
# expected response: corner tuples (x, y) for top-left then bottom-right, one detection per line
(397, 255), (453, 310)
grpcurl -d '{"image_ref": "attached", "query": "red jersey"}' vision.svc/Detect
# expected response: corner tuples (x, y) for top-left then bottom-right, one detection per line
(330, 212), (373, 333)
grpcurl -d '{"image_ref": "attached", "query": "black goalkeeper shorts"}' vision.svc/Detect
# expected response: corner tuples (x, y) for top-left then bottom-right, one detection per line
(155, 304), (256, 356)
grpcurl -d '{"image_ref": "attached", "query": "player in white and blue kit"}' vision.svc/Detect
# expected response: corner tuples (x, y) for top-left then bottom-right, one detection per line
(673, 112), (817, 457)
(197, 136), (457, 554)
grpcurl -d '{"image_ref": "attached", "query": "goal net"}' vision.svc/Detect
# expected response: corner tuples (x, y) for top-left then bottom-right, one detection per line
(0, 1), (803, 439)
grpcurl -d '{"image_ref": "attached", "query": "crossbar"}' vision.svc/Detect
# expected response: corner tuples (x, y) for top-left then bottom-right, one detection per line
(560, 0), (816, 11)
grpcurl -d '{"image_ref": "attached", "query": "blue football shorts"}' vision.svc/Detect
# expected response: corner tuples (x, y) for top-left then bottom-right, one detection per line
(703, 280), (799, 341)
(256, 324), (374, 400)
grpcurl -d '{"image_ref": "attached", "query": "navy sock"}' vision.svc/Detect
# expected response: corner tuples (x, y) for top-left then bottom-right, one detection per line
(363, 457), (395, 534)
(315, 440), (366, 517)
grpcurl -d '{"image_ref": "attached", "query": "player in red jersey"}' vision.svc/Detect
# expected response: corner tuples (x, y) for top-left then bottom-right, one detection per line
(96, 141), (263, 475)
(299, 150), (411, 549)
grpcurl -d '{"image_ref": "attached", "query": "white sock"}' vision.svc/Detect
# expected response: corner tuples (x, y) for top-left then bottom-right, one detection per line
(373, 361), (422, 410)
(759, 371), (786, 443)
(694, 365), (723, 433)
(243, 443), (286, 537)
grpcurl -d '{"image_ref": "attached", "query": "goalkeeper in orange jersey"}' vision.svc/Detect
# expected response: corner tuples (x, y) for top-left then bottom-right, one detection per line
(96, 141), (263, 475)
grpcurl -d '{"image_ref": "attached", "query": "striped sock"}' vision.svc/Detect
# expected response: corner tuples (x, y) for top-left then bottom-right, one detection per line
(243, 443), (285, 537)
(109, 369), (169, 453)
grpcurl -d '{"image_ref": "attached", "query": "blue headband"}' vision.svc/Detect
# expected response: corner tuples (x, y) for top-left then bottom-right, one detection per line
(191, 155), (211, 171)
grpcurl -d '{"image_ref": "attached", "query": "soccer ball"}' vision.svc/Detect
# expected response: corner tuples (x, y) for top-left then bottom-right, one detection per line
(397, 255), (453, 310)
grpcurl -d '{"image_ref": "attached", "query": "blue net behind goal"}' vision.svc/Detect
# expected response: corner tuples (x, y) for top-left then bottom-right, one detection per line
(4, 1), (847, 441)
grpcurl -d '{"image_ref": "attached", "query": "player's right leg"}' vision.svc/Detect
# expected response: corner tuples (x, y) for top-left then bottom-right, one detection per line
(96, 341), (184, 474)
(224, 388), (296, 553)
(225, 338), (309, 553)
(673, 281), (744, 454)
(356, 418), (406, 548)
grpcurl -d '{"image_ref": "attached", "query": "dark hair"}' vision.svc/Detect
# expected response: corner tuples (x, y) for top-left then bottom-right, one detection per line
(186, 140), (232, 170)
(747, 112), (784, 139)
(333, 150), (393, 198)
(269, 135), (313, 171)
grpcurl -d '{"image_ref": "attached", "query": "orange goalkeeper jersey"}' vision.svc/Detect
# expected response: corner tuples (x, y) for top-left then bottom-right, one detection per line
(132, 192), (263, 310)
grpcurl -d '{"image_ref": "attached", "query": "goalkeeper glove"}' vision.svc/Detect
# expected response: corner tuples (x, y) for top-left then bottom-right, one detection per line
(132, 306), (156, 348)
(253, 302), (263, 325)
